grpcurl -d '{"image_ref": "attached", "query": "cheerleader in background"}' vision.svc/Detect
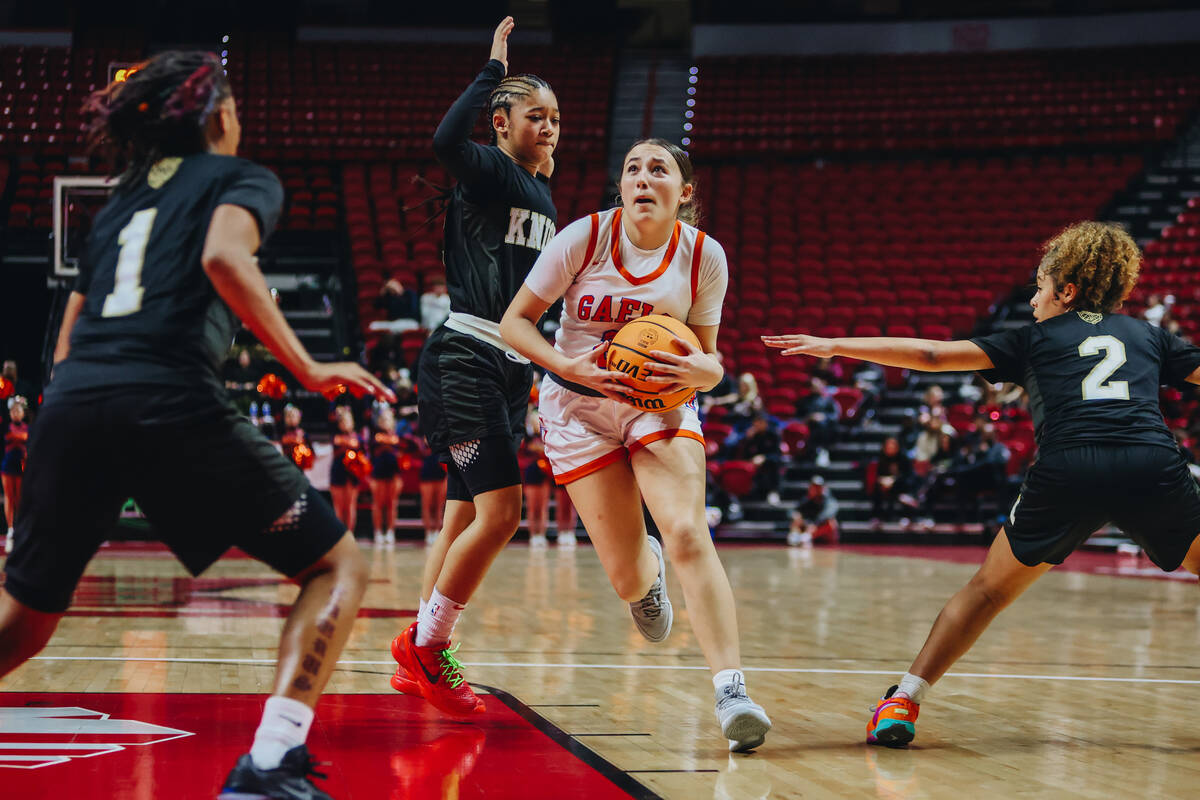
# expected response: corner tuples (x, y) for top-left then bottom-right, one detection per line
(370, 405), (404, 545)
(419, 448), (448, 547)
(2, 396), (28, 552)
(279, 404), (307, 466)
(329, 406), (364, 536)
(521, 407), (552, 548)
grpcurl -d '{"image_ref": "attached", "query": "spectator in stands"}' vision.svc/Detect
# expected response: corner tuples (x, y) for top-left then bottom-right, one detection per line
(920, 384), (946, 417)
(373, 273), (421, 332)
(812, 357), (845, 386)
(1, 361), (36, 403)
(699, 351), (738, 417)
(914, 412), (958, 467)
(278, 405), (308, 471)
(727, 412), (784, 505)
(897, 409), (920, 455)
(420, 276), (452, 331)
(728, 371), (763, 429)
(368, 332), (404, 374)
(796, 376), (838, 467)
(1143, 293), (1174, 327)
(788, 475), (838, 547)
(871, 436), (914, 523)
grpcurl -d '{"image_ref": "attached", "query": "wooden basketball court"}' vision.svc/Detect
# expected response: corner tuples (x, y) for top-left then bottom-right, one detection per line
(3, 540), (1198, 798)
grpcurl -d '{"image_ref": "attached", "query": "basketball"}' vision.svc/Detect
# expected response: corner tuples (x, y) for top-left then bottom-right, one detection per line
(606, 314), (701, 413)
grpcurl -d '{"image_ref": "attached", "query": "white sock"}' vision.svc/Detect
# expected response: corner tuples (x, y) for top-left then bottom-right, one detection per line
(417, 587), (465, 647)
(713, 668), (745, 693)
(418, 597), (427, 624)
(897, 672), (930, 704)
(249, 696), (314, 770)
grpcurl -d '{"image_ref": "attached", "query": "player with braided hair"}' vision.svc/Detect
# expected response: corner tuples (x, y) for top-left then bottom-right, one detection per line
(390, 16), (560, 716)
(0, 50), (395, 799)
(765, 221), (1200, 749)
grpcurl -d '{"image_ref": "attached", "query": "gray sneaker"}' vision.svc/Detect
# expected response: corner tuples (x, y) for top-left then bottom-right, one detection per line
(715, 674), (772, 752)
(629, 536), (673, 642)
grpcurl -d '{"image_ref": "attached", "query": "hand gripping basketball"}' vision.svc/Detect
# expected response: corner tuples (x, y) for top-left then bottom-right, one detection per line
(607, 315), (705, 413)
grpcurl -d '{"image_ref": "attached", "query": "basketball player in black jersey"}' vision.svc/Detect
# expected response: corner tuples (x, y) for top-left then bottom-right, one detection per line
(765, 221), (1200, 748)
(0, 52), (394, 799)
(389, 17), (561, 716)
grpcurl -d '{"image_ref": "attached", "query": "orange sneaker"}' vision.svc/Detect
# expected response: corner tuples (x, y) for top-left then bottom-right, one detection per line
(393, 621), (485, 716)
(866, 685), (919, 748)
(389, 626), (420, 695)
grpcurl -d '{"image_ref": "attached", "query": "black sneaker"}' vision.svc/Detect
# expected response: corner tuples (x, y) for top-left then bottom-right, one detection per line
(219, 745), (333, 800)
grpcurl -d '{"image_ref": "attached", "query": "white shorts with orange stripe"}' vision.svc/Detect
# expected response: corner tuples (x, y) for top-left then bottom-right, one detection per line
(537, 376), (705, 485)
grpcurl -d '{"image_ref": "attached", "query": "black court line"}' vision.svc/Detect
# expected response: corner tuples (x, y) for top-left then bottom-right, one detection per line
(628, 769), (720, 774)
(475, 683), (664, 800)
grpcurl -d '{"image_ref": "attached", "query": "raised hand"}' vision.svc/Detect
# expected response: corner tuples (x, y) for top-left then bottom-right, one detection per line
(490, 16), (515, 73)
(761, 333), (835, 358)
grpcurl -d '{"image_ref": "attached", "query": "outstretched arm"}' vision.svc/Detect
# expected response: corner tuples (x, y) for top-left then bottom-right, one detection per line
(762, 333), (995, 373)
(202, 205), (395, 402)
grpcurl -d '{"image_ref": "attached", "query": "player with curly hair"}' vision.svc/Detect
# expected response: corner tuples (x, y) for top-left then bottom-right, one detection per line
(765, 221), (1200, 748)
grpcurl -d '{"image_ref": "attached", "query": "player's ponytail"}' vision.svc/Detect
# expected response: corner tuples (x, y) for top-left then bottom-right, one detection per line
(83, 50), (231, 189)
(1040, 222), (1141, 314)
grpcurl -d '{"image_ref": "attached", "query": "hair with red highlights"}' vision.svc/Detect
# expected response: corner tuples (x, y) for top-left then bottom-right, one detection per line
(84, 50), (231, 188)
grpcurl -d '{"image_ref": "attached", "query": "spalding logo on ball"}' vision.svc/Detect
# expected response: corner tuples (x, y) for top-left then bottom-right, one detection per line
(607, 314), (701, 413)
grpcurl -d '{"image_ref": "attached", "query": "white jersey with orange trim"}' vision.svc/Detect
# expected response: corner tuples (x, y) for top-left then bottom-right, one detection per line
(524, 207), (728, 359)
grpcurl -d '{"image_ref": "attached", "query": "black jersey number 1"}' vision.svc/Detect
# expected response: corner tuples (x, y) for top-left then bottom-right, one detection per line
(101, 208), (158, 318)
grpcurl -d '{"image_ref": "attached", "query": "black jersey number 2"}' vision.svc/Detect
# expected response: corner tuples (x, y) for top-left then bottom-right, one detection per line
(1078, 334), (1130, 401)
(101, 208), (158, 318)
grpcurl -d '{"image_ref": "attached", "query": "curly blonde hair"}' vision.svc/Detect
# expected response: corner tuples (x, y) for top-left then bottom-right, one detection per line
(1039, 221), (1141, 313)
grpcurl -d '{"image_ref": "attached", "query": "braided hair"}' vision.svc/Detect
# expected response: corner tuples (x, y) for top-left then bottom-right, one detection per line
(1039, 221), (1141, 314)
(487, 74), (552, 145)
(83, 50), (231, 189)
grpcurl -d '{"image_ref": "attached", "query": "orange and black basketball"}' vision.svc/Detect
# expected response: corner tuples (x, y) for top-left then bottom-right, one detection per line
(606, 314), (701, 413)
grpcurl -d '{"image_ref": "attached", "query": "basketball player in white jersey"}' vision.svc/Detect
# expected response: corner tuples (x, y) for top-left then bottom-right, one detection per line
(500, 139), (771, 752)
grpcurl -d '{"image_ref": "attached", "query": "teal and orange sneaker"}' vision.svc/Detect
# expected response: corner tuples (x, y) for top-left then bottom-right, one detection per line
(866, 685), (919, 748)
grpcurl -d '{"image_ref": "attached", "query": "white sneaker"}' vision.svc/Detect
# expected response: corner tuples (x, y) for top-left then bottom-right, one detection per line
(629, 536), (673, 642)
(529, 533), (548, 549)
(373, 530), (384, 546)
(715, 674), (771, 752)
(425, 529), (438, 546)
(767, 491), (781, 506)
(787, 530), (812, 547)
(815, 448), (831, 467)
(556, 532), (577, 548)
(383, 530), (395, 545)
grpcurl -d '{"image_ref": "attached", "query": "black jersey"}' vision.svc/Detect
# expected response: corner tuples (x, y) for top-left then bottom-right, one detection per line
(49, 154), (283, 405)
(433, 59), (557, 324)
(971, 311), (1200, 454)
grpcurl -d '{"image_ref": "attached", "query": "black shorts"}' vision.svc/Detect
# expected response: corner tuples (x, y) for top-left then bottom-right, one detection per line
(1007, 444), (1200, 571)
(3, 388), (346, 613)
(418, 327), (529, 494)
